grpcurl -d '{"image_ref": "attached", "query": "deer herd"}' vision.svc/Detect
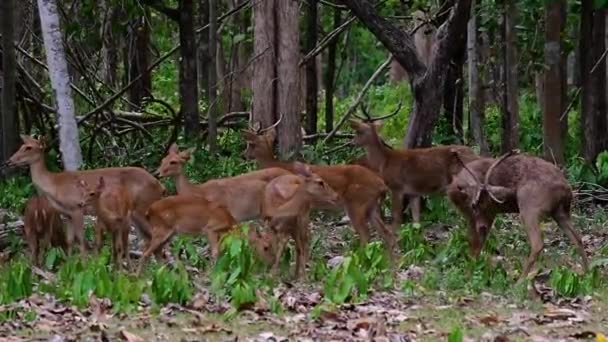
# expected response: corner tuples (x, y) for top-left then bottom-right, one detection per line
(3, 114), (589, 283)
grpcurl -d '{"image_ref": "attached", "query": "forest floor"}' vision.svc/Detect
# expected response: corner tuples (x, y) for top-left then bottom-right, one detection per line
(1, 205), (607, 342)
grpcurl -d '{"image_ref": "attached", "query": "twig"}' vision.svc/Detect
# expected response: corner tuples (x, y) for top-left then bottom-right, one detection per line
(299, 16), (357, 66)
(323, 56), (393, 143)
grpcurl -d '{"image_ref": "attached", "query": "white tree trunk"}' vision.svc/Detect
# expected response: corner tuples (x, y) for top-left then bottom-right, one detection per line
(37, 0), (82, 170)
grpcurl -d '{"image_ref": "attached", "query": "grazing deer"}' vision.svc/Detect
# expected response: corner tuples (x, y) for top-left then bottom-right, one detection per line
(349, 119), (478, 232)
(242, 124), (396, 257)
(5, 135), (165, 254)
(137, 195), (237, 274)
(85, 177), (132, 270)
(252, 162), (340, 278)
(156, 144), (292, 224)
(447, 150), (589, 280)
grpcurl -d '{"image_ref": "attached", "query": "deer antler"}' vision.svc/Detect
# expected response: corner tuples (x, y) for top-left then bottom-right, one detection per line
(481, 149), (520, 204)
(258, 113), (284, 134)
(354, 99), (403, 122)
(451, 149), (484, 205)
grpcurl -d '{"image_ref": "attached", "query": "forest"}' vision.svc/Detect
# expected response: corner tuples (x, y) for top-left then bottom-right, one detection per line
(0, 0), (607, 340)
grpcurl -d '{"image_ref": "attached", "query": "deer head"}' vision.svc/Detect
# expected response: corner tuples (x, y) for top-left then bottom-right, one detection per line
(156, 143), (196, 177)
(5, 135), (47, 167)
(293, 162), (340, 206)
(241, 114), (282, 161)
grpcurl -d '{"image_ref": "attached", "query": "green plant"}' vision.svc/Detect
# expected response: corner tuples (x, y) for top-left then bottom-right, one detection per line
(447, 326), (464, 342)
(549, 266), (603, 297)
(150, 263), (192, 305)
(0, 258), (33, 304)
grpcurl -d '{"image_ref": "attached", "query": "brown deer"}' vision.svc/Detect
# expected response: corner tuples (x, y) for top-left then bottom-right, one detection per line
(23, 189), (86, 265)
(85, 177), (133, 269)
(136, 195), (237, 274)
(252, 162), (340, 278)
(348, 119), (479, 232)
(5, 135), (165, 254)
(156, 143), (292, 224)
(242, 123), (396, 257)
(447, 150), (589, 280)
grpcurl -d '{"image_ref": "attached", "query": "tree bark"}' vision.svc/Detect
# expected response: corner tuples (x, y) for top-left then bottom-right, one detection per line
(304, 0), (318, 134)
(179, 0), (200, 139)
(443, 46), (465, 143)
(543, 0), (565, 164)
(198, 0), (210, 102)
(207, 0), (218, 153)
(252, 0), (277, 129)
(501, 0), (519, 153)
(99, 0), (119, 88)
(467, 0), (489, 155)
(580, 0), (607, 163)
(324, 8), (341, 133)
(127, 15), (151, 110)
(37, 0), (82, 170)
(277, 0), (302, 158)
(1, 0), (20, 162)
(340, 0), (472, 148)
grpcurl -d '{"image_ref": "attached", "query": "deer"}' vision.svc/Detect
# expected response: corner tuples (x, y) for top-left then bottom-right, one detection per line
(5, 135), (165, 255)
(249, 162), (340, 279)
(348, 119), (479, 232)
(136, 195), (238, 274)
(242, 118), (396, 258)
(447, 150), (589, 281)
(156, 143), (293, 225)
(84, 177), (133, 270)
(23, 190), (85, 265)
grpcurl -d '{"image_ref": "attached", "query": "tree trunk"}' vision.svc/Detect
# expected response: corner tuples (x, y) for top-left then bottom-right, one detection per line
(127, 15), (151, 110)
(277, 0), (302, 158)
(207, 0), (218, 153)
(226, 0), (247, 113)
(252, 0), (277, 129)
(580, 0), (607, 163)
(467, 0), (489, 155)
(304, 0), (318, 134)
(443, 47), (465, 143)
(1, 0), (20, 162)
(99, 0), (119, 88)
(37, 0), (82, 170)
(324, 8), (341, 133)
(501, 0), (519, 153)
(198, 0), (210, 102)
(179, 0), (200, 139)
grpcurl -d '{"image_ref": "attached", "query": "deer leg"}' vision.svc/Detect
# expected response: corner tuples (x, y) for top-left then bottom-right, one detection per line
(67, 211), (86, 255)
(122, 225), (130, 269)
(552, 210), (589, 272)
(519, 210), (543, 281)
(294, 215), (311, 279)
(368, 202), (397, 260)
(94, 220), (106, 254)
(111, 230), (122, 270)
(390, 190), (405, 232)
(24, 226), (39, 265)
(346, 202), (371, 246)
(408, 196), (421, 224)
(137, 228), (173, 275)
(271, 228), (289, 275)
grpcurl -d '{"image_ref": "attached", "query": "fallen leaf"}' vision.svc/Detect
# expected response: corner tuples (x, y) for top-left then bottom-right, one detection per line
(119, 330), (144, 342)
(478, 314), (501, 326)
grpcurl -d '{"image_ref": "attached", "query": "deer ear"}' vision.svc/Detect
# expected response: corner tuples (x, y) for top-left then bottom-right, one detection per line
(265, 128), (277, 142)
(77, 179), (88, 189)
(20, 134), (32, 143)
(372, 120), (383, 130)
(251, 121), (261, 132)
(179, 147), (195, 161)
(348, 119), (362, 131)
(168, 143), (179, 154)
(241, 130), (257, 141)
(97, 176), (106, 190)
(293, 162), (313, 178)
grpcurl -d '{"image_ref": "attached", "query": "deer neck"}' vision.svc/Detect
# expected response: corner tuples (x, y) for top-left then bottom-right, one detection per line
(174, 170), (194, 194)
(269, 187), (311, 219)
(28, 158), (56, 196)
(256, 146), (278, 168)
(363, 134), (390, 169)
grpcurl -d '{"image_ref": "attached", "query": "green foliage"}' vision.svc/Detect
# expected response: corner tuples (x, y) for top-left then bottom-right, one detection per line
(398, 223), (434, 264)
(549, 266), (603, 297)
(447, 326), (464, 342)
(0, 176), (35, 213)
(0, 258), (33, 304)
(150, 263), (192, 306)
(595, 151), (608, 185)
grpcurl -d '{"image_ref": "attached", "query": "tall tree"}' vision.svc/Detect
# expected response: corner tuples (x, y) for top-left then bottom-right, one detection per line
(467, 0), (489, 155)
(207, 0), (218, 153)
(1, 0), (20, 162)
(252, 0), (277, 129)
(99, 0), (119, 88)
(304, 0), (318, 134)
(126, 15), (151, 110)
(543, 0), (565, 164)
(501, 0), (519, 153)
(324, 8), (341, 133)
(277, 0), (302, 157)
(37, 0), (82, 170)
(580, 0), (607, 162)
(197, 0), (210, 102)
(340, 0), (472, 148)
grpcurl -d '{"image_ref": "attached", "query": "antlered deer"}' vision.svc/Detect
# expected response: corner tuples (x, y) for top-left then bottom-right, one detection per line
(349, 119), (478, 232)
(85, 177), (133, 269)
(242, 123), (396, 257)
(156, 144), (292, 224)
(137, 195), (236, 274)
(23, 190), (85, 265)
(251, 162), (340, 278)
(447, 150), (589, 280)
(5, 135), (165, 254)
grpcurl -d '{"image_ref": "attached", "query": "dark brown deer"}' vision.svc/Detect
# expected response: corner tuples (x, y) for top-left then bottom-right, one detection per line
(447, 150), (589, 280)
(242, 119), (396, 257)
(349, 119), (479, 232)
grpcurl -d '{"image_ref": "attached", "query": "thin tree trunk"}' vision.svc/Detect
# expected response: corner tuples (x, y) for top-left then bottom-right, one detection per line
(1, 0), (20, 162)
(324, 8), (341, 133)
(37, 0), (82, 170)
(543, 0), (565, 164)
(127, 15), (151, 110)
(467, 0), (489, 155)
(207, 0), (218, 153)
(443, 48), (465, 143)
(252, 0), (277, 129)
(99, 0), (118, 88)
(277, 0), (301, 157)
(580, 0), (607, 162)
(501, 0), (519, 153)
(304, 0), (318, 134)
(179, 0), (200, 139)
(198, 0), (210, 102)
